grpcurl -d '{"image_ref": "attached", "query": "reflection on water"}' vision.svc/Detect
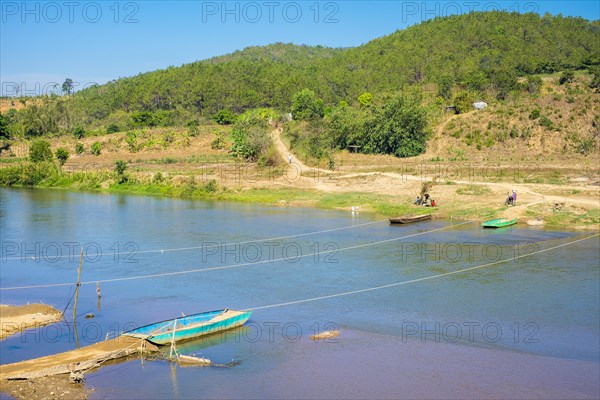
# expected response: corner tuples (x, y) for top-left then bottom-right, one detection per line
(0, 188), (598, 399)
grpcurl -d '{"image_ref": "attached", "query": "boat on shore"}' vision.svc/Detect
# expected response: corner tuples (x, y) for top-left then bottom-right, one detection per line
(122, 308), (252, 345)
(389, 214), (432, 224)
(482, 218), (518, 228)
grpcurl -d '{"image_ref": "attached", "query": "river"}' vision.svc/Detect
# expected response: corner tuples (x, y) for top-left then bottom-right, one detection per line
(1, 188), (598, 399)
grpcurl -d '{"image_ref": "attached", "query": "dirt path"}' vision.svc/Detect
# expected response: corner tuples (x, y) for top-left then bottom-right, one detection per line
(272, 126), (308, 171)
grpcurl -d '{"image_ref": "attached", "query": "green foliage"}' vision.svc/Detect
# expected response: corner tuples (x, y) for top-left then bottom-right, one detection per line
(539, 115), (554, 129)
(29, 139), (53, 162)
(327, 102), (364, 149)
(62, 78), (74, 95)
(590, 66), (600, 90)
(55, 147), (69, 166)
(453, 91), (472, 114)
(0, 162), (59, 186)
(490, 69), (517, 100)
(291, 92), (429, 159)
(91, 142), (102, 156)
(559, 70), (574, 84)
(114, 160), (128, 183)
(106, 123), (120, 133)
(114, 160), (127, 175)
(358, 93), (374, 107)
(75, 143), (84, 154)
(131, 111), (154, 127)
(229, 117), (271, 161)
(292, 89), (324, 120)
(130, 111), (173, 128)
(186, 119), (200, 136)
(526, 76), (543, 94)
(529, 108), (540, 119)
(213, 109), (237, 125)
(437, 76), (453, 100)
(0, 113), (9, 139)
(126, 132), (138, 152)
(204, 179), (218, 193)
(73, 126), (85, 139)
(153, 172), (164, 182)
(211, 131), (227, 150)
(363, 94), (429, 157)
(461, 71), (488, 92)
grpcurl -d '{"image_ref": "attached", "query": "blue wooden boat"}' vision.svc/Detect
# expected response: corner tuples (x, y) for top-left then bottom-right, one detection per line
(122, 308), (252, 345)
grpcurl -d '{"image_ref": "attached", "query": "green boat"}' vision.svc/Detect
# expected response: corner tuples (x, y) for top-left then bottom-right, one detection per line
(482, 218), (518, 228)
(122, 308), (252, 345)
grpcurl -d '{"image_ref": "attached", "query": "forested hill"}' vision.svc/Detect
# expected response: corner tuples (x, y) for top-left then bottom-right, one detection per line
(33, 12), (600, 124)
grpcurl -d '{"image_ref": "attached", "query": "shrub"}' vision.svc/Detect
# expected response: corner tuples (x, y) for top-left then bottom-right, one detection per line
(526, 75), (542, 94)
(91, 142), (102, 156)
(114, 160), (127, 183)
(453, 91), (472, 114)
(204, 179), (218, 193)
(126, 132), (137, 152)
(106, 124), (120, 134)
(559, 71), (574, 85)
(211, 131), (226, 150)
(75, 143), (84, 154)
(72, 126), (85, 139)
(29, 139), (53, 162)
(292, 89), (324, 120)
(529, 109), (540, 120)
(55, 147), (69, 166)
(539, 116), (553, 129)
(213, 109), (237, 125)
(153, 172), (164, 183)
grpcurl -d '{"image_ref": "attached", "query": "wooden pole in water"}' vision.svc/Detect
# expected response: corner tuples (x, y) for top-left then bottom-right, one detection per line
(169, 319), (178, 360)
(73, 248), (83, 348)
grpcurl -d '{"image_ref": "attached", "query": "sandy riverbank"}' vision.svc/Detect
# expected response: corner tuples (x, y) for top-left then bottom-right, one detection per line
(0, 304), (85, 399)
(0, 304), (63, 340)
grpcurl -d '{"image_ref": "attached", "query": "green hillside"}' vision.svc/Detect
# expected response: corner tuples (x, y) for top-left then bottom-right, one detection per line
(1, 11), (598, 159)
(60, 12), (597, 123)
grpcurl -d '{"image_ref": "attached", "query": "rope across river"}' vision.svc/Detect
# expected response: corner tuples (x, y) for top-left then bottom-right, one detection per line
(0, 221), (471, 291)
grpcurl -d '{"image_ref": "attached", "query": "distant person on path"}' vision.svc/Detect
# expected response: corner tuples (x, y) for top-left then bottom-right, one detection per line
(288, 154), (292, 164)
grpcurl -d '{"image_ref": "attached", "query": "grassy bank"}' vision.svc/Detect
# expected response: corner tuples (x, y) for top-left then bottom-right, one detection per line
(0, 161), (410, 215)
(1, 161), (598, 229)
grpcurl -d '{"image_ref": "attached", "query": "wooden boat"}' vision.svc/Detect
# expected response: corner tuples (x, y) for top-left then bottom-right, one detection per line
(177, 354), (211, 366)
(389, 214), (432, 224)
(122, 308), (252, 345)
(482, 218), (518, 228)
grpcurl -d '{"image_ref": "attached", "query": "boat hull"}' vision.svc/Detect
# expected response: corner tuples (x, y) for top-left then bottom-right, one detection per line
(482, 218), (518, 228)
(389, 214), (432, 224)
(122, 309), (252, 345)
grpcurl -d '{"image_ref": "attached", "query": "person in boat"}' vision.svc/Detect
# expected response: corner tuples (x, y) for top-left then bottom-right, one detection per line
(414, 196), (422, 205)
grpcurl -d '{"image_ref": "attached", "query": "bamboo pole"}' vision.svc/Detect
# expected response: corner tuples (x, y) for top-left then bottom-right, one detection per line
(169, 319), (178, 360)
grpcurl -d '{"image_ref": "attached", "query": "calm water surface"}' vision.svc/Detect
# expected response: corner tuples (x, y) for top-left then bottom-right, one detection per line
(1, 188), (598, 398)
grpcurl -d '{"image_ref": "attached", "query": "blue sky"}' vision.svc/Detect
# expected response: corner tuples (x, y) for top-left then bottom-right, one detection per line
(1, 1), (598, 96)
